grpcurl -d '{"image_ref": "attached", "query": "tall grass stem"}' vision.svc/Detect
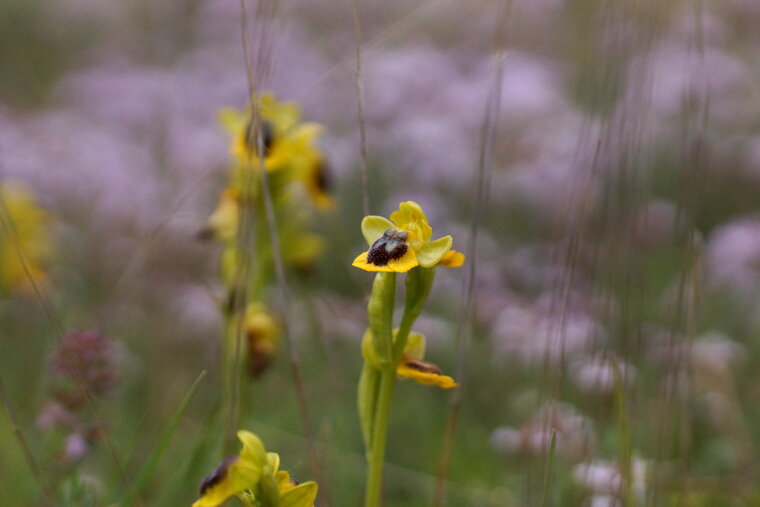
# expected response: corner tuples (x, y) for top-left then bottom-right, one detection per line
(124, 370), (207, 505)
(351, 0), (370, 216)
(540, 429), (557, 507)
(433, 2), (511, 504)
(0, 374), (54, 506)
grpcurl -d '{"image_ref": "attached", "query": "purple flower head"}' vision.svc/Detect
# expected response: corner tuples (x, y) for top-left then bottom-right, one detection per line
(50, 330), (120, 398)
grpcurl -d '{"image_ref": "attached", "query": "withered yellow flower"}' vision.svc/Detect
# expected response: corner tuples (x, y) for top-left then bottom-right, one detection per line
(352, 201), (464, 273)
(361, 329), (457, 389)
(395, 330), (457, 389)
(396, 361), (458, 388)
(243, 303), (280, 378)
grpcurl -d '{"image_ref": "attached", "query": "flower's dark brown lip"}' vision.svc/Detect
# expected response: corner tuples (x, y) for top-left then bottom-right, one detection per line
(367, 229), (410, 266)
(403, 359), (442, 375)
(244, 117), (274, 157)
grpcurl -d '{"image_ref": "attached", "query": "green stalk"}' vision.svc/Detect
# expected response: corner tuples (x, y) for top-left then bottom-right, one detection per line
(221, 309), (240, 455)
(368, 272), (396, 367)
(362, 272), (397, 506)
(540, 429), (557, 507)
(392, 267), (435, 362)
(362, 267), (436, 507)
(358, 362), (381, 455)
(364, 368), (396, 507)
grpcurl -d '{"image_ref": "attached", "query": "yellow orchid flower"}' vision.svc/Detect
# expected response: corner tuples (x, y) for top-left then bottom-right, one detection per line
(0, 182), (51, 293)
(243, 303), (280, 378)
(361, 329), (457, 389)
(282, 232), (325, 274)
(302, 158), (334, 211)
(218, 93), (331, 211)
(219, 92), (301, 169)
(194, 430), (318, 507)
(352, 201), (463, 273)
(193, 431), (266, 507)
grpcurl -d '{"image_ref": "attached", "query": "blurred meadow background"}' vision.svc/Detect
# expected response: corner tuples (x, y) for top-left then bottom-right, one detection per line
(2, 0), (760, 505)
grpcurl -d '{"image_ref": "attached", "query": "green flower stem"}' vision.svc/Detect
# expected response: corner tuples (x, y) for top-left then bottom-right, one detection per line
(362, 268), (437, 507)
(363, 272), (397, 507)
(364, 367), (397, 507)
(358, 362), (380, 454)
(220, 238), (265, 456)
(392, 267), (435, 362)
(368, 272), (396, 368)
(221, 309), (241, 454)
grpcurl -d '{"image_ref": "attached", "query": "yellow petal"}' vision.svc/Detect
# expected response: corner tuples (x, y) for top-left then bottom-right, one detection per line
(218, 107), (246, 132)
(400, 331), (426, 362)
(390, 201), (432, 246)
(353, 251), (393, 272)
(439, 249), (465, 268)
(416, 235), (452, 268)
(291, 122), (324, 143)
(266, 452), (281, 475)
(193, 457), (261, 507)
(280, 481), (319, 507)
(304, 159), (334, 211)
(205, 189), (239, 242)
(386, 248), (419, 273)
(352, 250), (418, 273)
(276, 470), (297, 493)
(360, 216), (394, 246)
(0, 182), (51, 292)
(396, 363), (458, 389)
(259, 93), (300, 133)
(237, 430), (267, 466)
(285, 233), (325, 270)
(243, 304), (279, 346)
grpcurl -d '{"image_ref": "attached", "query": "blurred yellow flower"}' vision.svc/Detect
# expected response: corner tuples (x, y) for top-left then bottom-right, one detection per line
(302, 158), (334, 211)
(219, 93), (331, 210)
(0, 182), (51, 293)
(353, 201), (460, 273)
(194, 430), (318, 507)
(243, 303), (280, 378)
